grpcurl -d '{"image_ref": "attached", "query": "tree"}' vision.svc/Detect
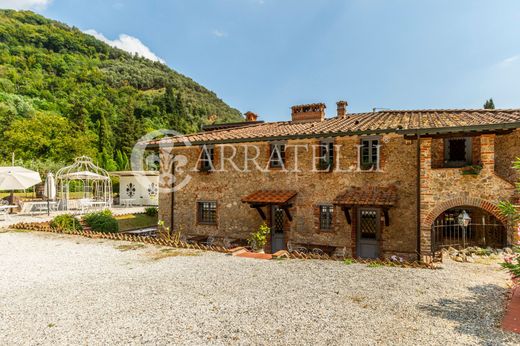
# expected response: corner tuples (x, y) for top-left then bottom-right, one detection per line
(116, 103), (140, 156)
(3, 112), (95, 161)
(484, 98), (495, 109)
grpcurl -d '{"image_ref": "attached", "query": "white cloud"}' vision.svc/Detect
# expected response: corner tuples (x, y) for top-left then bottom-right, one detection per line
(212, 29), (228, 38)
(498, 54), (520, 68)
(0, 0), (52, 10)
(84, 29), (165, 63)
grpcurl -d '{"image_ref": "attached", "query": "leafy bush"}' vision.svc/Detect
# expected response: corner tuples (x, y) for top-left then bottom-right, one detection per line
(83, 210), (119, 233)
(501, 254), (520, 281)
(145, 207), (158, 217)
(248, 222), (270, 251)
(50, 214), (82, 232)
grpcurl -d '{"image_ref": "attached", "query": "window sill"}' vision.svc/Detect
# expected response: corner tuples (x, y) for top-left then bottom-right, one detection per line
(197, 222), (217, 226)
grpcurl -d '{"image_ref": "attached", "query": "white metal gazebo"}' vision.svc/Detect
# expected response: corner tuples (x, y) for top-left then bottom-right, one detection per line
(56, 156), (112, 211)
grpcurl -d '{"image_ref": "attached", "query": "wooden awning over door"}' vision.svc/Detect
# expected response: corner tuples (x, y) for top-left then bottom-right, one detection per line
(241, 190), (297, 221)
(333, 185), (398, 226)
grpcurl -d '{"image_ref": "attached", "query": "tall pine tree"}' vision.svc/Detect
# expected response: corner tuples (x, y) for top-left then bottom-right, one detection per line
(484, 98), (495, 109)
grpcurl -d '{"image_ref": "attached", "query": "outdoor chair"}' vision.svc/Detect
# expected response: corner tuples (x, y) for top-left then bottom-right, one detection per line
(0, 207), (8, 221)
(223, 237), (233, 249)
(312, 248), (325, 256)
(202, 236), (215, 246)
(287, 241), (308, 253)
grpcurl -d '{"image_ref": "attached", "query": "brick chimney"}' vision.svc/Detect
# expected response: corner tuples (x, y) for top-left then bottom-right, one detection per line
(291, 103), (326, 123)
(245, 111), (258, 122)
(336, 100), (348, 119)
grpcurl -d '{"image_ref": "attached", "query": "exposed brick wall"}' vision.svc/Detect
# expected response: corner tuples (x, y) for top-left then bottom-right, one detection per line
(419, 134), (516, 255)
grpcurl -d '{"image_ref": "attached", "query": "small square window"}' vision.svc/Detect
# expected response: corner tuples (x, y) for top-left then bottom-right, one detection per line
(444, 138), (471, 167)
(319, 205), (334, 230)
(269, 143), (285, 168)
(198, 201), (217, 224)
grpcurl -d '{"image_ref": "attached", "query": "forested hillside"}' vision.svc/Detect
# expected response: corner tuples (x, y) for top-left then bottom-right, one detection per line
(0, 10), (242, 171)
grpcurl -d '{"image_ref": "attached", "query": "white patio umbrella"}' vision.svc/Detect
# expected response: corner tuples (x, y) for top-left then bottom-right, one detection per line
(0, 166), (41, 206)
(0, 166), (41, 191)
(43, 172), (56, 215)
(43, 172), (56, 199)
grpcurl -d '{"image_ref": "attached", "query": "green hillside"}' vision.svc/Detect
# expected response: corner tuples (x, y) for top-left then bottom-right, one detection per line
(0, 10), (242, 170)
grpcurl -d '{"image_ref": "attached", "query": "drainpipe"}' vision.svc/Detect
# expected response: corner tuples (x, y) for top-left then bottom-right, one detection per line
(416, 114), (422, 262)
(170, 157), (175, 236)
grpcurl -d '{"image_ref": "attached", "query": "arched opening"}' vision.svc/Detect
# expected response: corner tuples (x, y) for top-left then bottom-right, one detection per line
(431, 206), (507, 251)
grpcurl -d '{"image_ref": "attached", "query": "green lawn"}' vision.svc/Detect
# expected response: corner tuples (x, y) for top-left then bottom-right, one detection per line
(116, 214), (158, 232)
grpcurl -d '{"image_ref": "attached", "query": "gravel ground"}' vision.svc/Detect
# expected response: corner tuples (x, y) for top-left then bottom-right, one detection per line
(1, 231), (519, 346)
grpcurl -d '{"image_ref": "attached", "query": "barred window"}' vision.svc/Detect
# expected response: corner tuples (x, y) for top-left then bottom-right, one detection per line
(319, 205), (334, 230)
(200, 145), (215, 172)
(198, 201), (217, 224)
(269, 143), (286, 168)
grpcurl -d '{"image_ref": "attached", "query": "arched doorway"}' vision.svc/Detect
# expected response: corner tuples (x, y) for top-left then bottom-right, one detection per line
(431, 206), (507, 251)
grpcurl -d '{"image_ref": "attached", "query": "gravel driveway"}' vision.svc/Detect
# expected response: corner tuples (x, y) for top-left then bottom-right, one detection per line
(1, 231), (519, 345)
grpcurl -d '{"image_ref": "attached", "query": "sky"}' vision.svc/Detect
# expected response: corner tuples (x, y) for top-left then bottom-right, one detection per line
(2, 0), (520, 122)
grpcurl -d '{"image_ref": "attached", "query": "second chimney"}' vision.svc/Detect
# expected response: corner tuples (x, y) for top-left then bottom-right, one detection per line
(336, 100), (348, 119)
(245, 111), (258, 122)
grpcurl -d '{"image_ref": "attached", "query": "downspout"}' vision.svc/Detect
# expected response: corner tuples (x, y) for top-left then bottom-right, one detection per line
(170, 155), (175, 236)
(416, 113), (422, 262)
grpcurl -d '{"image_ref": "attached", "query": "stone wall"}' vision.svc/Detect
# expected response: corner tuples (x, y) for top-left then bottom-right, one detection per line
(160, 134), (419, 259)
(495, 129), (520, 184)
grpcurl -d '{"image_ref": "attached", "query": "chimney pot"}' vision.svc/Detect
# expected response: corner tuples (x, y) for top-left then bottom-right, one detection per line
(291, 103), (326, 123)
(336, 100), (348, 119)
(245, 111), (258, 122)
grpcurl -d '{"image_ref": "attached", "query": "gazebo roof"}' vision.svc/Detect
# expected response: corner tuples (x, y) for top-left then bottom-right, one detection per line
(56, 156), (110, 181)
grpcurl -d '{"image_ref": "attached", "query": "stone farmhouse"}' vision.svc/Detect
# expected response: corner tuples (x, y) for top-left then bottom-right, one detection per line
(152, 102), (520, 261)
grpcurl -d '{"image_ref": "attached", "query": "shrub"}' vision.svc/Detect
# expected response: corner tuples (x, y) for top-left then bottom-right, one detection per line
(50, 214), (82, 233)
(83, 210), (119, 233)
(501, 255), (520, 282)
(145, 207), (158, 217)
(248, 222), (270, 251)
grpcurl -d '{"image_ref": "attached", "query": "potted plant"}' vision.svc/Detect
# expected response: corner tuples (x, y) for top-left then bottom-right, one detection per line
(461, 164), (483, 176)
(248, 222), (270, 253)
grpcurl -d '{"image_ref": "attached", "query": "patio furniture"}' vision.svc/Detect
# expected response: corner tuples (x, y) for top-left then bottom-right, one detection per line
(223, 237), (234, 249)
(312, 248), (325, 255)
(202, 236), (215, 246)
(120, 198), (135, 208)
(0, 205), (16, 221)
(287, 241), (308, 253)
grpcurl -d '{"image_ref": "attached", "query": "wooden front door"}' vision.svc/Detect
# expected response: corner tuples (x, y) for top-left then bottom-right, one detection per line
(357, 208), (380, 259)
(271, 206), (285, 253)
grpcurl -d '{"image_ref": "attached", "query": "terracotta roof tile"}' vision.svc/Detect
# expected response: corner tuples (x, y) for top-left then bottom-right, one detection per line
(150, 109), (520, 146)
(334, 185), (398, 207)
(241, 190), (297, 205)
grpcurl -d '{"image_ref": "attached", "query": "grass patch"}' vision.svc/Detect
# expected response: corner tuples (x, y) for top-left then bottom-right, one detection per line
(343, 258), (356, 265)
(115, 243), (145, 252)
(367, 262), (383, 268)
(117, 214), (157, 232)
(148, 248), (200, 261)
